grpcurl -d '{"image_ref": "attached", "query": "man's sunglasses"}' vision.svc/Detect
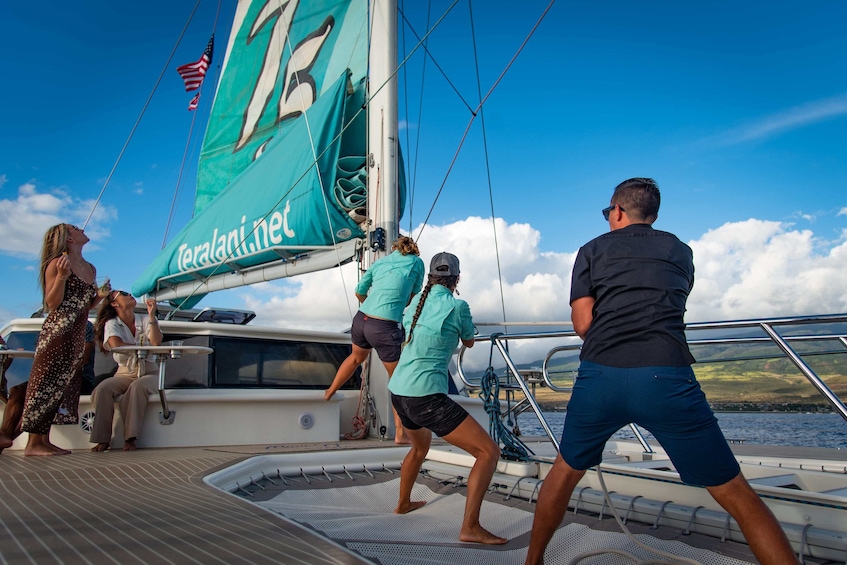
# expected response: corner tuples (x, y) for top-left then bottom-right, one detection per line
(602, 204), (625, 221)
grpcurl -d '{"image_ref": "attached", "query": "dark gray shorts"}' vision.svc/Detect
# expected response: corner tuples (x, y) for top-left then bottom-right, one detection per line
(391, 393), (469, 437)
(351, 310), (404, 363)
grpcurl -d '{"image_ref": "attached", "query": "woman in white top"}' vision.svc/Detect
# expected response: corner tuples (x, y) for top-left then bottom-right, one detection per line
(90, 290), (162, 451)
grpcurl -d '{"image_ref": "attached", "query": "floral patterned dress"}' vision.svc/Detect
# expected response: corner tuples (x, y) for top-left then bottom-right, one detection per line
(21, 272), (95, 434)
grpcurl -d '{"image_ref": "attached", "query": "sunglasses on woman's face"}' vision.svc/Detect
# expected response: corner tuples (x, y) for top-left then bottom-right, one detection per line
(110, 290), (131, 300)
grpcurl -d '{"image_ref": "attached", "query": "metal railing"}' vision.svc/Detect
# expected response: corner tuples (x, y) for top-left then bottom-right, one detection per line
(456, 313), (847, 453)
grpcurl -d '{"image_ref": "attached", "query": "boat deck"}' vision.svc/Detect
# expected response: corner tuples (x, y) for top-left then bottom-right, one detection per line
(0, 439), (781, 565)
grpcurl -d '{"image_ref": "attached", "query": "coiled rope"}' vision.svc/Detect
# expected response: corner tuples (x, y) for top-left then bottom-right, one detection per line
(479, 334), (534, 461)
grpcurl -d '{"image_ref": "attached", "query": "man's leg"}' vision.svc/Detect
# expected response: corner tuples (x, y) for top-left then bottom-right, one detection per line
(524, 454), (586, 565)
(707, 473), (799, 565)
(0, 383), (27, 450)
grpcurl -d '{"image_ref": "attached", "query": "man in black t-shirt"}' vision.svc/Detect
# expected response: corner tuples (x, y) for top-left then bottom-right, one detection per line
(524, 178), (797, 565)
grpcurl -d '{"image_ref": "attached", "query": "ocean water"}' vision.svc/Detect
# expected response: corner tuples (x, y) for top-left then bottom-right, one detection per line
(515, 411), (847, 450)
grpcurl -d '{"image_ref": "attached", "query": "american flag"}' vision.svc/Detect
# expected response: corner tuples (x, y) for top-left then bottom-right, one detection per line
(177, 35), (214, 92)
(188, 92), (200, 111)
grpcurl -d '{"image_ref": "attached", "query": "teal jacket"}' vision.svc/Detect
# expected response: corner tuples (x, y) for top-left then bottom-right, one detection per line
(356, 251), (424, 322)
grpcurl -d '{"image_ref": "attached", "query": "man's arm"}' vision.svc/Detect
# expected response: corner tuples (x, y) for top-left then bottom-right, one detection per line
(571, 296), (595, 340)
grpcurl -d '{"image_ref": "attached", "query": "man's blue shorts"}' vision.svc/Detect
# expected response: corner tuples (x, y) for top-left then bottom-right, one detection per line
(560, 361), (740, 487)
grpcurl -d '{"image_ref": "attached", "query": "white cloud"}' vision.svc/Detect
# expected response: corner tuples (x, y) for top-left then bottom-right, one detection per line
(238, 216), (847, 368)
(243, 217), (575, 330)
(687, 219), (847, 321)
(838, 207), (847, 217)
(721, 93), (847, 145)
(0, 181), (117, 257)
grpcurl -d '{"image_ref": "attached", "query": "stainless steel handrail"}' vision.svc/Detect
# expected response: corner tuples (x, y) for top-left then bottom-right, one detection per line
(455, 313), (847, 452)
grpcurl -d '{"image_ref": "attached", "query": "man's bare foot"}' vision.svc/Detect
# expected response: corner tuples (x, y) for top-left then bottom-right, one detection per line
(0, 434), (12, 449)
(24, 444), (61, 456)
(459, 525), (508, 545)
(123, 439), (137, 451)
(91, 443), (110, 452)
(394, 500), (427, 514)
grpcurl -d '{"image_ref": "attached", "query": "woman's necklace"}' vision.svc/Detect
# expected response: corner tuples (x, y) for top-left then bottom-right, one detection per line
(68, 256), (94, 284)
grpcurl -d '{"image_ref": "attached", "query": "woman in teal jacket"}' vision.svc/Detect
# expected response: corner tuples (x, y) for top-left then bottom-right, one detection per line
(325, 235), (424, 443)
(388, 252), (506, 545)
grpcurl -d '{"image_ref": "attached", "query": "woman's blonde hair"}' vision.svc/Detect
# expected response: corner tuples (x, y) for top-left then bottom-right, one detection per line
(38, 223), (72, 299)
(392, 235), (420, 256)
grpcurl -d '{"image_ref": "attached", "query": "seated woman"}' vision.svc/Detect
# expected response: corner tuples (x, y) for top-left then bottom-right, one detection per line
(90, 290), (161, 451)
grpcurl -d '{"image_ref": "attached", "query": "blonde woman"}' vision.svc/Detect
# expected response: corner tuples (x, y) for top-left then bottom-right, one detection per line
(20, 224), (109, 456)
(324, 235), (424, 443)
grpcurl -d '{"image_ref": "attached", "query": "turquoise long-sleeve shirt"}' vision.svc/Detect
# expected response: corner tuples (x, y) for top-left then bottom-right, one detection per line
(356, 251), (424, 322)
(388, 285), (474, 397)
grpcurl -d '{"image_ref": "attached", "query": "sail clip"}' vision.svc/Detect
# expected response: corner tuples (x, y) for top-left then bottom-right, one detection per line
(370, 227), (386, 252)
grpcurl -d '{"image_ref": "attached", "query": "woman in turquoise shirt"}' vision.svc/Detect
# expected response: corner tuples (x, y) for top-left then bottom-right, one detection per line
(388, 252), (506, 545)
(325, 236), (424, 443)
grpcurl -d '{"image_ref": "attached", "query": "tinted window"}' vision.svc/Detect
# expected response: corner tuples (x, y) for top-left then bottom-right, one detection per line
(159, 334), (212, 388)
(211, 337), (357, 389)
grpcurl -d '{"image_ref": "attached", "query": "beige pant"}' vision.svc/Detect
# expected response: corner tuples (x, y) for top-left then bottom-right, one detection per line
(89, 366), (158, 444)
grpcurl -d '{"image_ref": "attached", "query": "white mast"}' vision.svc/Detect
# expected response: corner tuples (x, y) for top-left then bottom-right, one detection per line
(366, 0), (399, 438)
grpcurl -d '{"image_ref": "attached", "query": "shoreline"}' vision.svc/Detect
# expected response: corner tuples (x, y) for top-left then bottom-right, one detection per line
(534, 402), (836, 414)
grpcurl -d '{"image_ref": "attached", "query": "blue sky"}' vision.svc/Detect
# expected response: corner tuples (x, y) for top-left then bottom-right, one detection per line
(1, 0), (846, 332)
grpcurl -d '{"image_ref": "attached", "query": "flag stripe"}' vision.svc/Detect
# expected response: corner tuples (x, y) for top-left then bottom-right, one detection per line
(177, 35), (214, 93)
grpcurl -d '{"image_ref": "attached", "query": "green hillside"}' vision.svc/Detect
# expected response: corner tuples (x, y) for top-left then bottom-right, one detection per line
(482, 351), (847, 412)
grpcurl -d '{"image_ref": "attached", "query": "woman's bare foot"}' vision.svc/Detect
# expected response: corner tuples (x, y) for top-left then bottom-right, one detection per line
(24, 444), (60, 456)
(49, 444), (71, 455)
(0, 434), (13, 449)
(394, 434), (411, 445)
(91, 443), (110, 452)
(459, 525), (508, 545)
(123, 439), (137, 451)
(394, 500), (427, 514)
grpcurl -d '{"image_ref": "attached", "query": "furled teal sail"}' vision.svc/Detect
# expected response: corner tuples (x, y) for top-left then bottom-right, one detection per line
(195, 0), (368, 212)
(133, 0), (406, 300)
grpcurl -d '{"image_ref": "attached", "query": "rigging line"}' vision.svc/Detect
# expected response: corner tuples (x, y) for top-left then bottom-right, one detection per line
(404, 0), (434, 234)
(468, 0), (507, 325)
(364, 0), (458, 121)
(162, 0), (225, 250)
(282, 12), (356, 321)
(416, 0), (557, 239)
(163, 103), (200, 249)
(397, 5), (474, 115)
(81, 0), (204, 231)
(399, 0), (413, 233)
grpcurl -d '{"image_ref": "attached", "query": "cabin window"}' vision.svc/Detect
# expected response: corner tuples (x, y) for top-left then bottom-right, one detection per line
(159, 335), (213, 388)
(210, 337), (358, 389)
